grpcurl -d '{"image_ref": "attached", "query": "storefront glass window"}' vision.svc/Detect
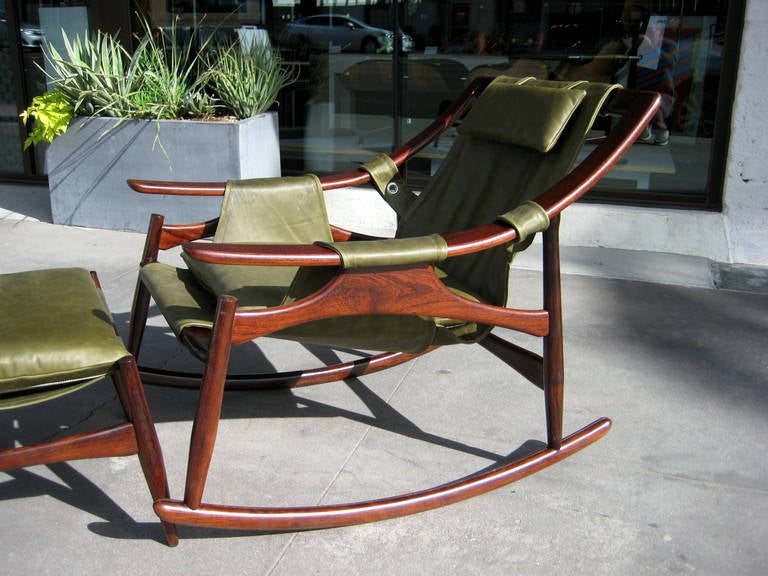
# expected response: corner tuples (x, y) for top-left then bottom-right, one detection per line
(0, 1), (46, 175)
(393, 0), (734, 207)
(0, 7), (25, 174)
(3, 0), (742, 210)
(1, 1), (89, 177)
(269, 0), (737, 209)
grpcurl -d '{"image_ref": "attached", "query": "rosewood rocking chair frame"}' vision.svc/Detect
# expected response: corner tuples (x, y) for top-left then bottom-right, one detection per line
(126, 76), (660, 533)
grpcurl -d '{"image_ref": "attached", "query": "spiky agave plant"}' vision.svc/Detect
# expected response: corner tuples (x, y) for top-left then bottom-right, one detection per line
(42, 29), (137, 117)
(128, 17), (217, 120)
(39, 15), (219, 120)
(206, 39), (296, 119)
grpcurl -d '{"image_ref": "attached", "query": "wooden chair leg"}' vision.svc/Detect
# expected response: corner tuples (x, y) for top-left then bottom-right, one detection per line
(543, 216), (564, 450)
(0, 424), (137, 471)
(479, 334), (544, 388)
(184, 296), (237, 510)
(113, 356), (179, 546)
(129, 214), (165, 357)
(128, 278), (151, 357)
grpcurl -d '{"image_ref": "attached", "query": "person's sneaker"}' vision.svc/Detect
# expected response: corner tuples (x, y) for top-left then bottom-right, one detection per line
(653, 129), (670, 146)
(638, 126), (654, 144)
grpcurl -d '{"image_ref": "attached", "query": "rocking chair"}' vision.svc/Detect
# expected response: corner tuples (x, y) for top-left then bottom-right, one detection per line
(127, 76), (659, 534)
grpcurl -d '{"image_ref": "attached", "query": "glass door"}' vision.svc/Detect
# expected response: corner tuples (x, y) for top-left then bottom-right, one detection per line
(0, 1), (39, 176)
(0, 0), (90, 179)
(273, 1), (398, 175)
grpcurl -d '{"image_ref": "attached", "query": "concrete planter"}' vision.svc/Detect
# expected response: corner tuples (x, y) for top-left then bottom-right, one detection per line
(47, 112), (281, 231)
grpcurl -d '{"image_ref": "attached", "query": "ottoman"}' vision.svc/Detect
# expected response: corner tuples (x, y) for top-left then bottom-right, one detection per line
(0, 268), (177, 545)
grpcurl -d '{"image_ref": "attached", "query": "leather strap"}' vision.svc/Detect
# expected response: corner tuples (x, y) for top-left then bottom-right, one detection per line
(317, 234), (448, 269)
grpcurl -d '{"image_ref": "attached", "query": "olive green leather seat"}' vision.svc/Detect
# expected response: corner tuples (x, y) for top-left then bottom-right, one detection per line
(0, 267), (177, 546)
(0, 268), (130, 408)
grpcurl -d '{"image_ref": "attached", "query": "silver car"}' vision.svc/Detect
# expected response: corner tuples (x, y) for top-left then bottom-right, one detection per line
(19, 21), (43, 47)
(280, 14), (413, 55)
(0, 11), (43, 48)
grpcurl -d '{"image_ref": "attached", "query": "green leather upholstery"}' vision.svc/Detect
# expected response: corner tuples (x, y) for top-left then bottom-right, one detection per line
(318, 234), (448, 269)
(182, 175), (332, 304)
(143, 175), (333, 338)
(0, 268), (130, 409)
(360, 153), (400, 197)
(359, 152), (417, 215)
(140, 264), (216, 338)
(396, 77), (619, 332)
(459, 80), (586, 152)
(146, 76), (618, 353)
(498, 200), (551, 251)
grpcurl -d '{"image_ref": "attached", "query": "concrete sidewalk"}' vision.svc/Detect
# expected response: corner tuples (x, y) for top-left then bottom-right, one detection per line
(0, 184), (766, 575)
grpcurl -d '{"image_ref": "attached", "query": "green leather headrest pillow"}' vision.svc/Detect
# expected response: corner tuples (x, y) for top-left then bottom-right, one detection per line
(459, 78), (587, 153)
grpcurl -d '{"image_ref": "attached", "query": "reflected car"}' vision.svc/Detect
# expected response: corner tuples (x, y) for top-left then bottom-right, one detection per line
(280, 14), (413, 55)
(0, 11), (43, 48)
(19, 21), (43, 47)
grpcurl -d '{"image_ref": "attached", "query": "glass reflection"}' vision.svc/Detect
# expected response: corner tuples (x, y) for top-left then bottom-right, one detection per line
(0, 6), (27, 173)
(3, 0), (733, 204)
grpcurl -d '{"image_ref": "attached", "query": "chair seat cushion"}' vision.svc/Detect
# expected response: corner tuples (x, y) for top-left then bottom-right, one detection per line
(140, 263), (217, 338)
(0, 268), (129, 404)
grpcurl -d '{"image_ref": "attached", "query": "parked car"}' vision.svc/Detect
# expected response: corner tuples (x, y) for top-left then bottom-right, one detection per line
(280, 14), (413, 56)
(0, 10), (43, 48)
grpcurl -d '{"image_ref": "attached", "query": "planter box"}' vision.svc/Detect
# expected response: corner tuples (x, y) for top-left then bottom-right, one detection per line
(47, 112), (281, 232)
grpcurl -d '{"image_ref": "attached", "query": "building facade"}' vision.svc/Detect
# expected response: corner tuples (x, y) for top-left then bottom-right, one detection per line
(1, 0), (764, 273)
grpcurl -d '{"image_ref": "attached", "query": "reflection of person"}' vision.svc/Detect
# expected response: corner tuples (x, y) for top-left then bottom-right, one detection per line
(634, 15), (677, 145)
(552, 37), (633, 84)
(466, 31), (490, 54)
(550, 13), (634, 85)
(474, 32), (489, 54)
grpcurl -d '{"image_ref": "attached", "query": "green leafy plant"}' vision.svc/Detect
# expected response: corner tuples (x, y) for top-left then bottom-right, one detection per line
(19, 91), (74, 149)
(206, 41), (296, 119)
(20, 15), (295, 145)
(128, 18), (217, 119)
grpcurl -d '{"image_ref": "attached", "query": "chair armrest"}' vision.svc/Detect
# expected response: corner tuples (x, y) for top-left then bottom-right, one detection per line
(182, 241), (343, 267)
(159, 219), (220, 250)
(181, 223), (518, 267)
(126, 78), (489, 198)
(182, 236), (451, 268)
(535, 89), (660, 217)
(318, 235), (447, 268)
(128, 180), (226, 196)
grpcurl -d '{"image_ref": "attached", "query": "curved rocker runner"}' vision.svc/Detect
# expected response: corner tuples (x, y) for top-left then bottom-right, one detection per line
(154, 418), (611, 531)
